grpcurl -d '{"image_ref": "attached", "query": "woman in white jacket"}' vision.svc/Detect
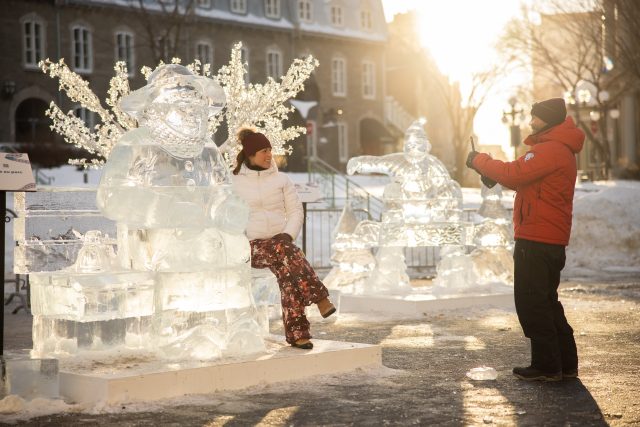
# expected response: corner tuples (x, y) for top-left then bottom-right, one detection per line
(232, 129), (335, 349)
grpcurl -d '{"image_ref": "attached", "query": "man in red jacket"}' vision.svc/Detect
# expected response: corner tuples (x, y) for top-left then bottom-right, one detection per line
(467, 97), (585, 381)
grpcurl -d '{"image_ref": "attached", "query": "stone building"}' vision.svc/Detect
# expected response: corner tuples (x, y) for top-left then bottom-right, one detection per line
(0, 0), (393, 172)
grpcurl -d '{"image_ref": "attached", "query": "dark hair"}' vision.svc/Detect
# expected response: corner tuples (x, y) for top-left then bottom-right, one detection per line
(232, 150), (246, 175)
(232, 127), (256, 175)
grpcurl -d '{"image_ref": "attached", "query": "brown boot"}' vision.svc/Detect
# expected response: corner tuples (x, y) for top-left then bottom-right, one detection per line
(291, 339), (313, 349)
(317, 298), (336, 318)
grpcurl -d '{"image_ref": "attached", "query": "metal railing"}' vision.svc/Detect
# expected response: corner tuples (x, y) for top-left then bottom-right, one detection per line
(307, 156), (384, 220)
(302, 206), (512, 277)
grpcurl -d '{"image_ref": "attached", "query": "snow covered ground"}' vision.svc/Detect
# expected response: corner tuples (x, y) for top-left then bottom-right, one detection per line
(1, 166), (639, 421)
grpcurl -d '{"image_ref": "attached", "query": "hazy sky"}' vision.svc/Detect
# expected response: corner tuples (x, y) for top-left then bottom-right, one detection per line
(382, 0), (531, 157)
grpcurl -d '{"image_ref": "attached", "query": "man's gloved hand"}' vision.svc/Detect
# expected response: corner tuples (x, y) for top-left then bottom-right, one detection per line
(273, 233), (293, 243)
(466, 151), (479, 169)
(481, 175), (497, 188)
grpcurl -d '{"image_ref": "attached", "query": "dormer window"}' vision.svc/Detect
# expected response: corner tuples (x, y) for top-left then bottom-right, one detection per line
(298, 0), (312, 22)
(230, 0), (246, 14)
(361, 10), (372, 30)
(265, 0), (281, 19)
(331, 6), (344, 27)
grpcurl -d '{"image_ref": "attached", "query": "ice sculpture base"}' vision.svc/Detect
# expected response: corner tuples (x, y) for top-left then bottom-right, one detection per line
(58, 336), (381, 405)
(0, 352), (59, 400)
(339, 291), (514, 315)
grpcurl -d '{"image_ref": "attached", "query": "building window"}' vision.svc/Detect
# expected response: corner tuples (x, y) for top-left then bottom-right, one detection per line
(337, 121), (348, 163)
(298, 0), (312, 22)
(362, 61), (375, 99)
(266, 48), (282, 79)
(331, 6), (344, 26)
(23, 18), (44, 68)
(230, 0), (246, 14)
(265, 0), (281, 19)
(331, 57), (346, 97)
(197, 0), (211, 8)
(156, 36), (173, 61)
(196, 41), (212, 66)
(74, 106), (94, 129)
(360, 9), (372, 30)
(240, 44), (250, 84)
(115, 32), (134, 76)
(72, 25), (92, 73)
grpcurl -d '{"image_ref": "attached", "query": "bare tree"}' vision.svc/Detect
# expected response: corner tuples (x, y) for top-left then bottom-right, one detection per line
(610, 0), (640, 85)
(497, 1), (634, 178)
(434, 66), (503, 185)
(128, 0), (197, 64)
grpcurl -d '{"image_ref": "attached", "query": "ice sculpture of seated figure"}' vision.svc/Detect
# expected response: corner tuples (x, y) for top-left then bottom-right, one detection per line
(347, 119), (464, 248)
(345, 120), (466, 295)
(97, 64), (264, 359)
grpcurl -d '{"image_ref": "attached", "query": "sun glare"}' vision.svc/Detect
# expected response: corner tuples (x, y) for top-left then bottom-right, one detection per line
(384, 0), (531, 157)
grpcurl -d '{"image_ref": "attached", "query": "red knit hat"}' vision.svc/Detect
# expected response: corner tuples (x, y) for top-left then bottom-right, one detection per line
(241, 132), (272, 157)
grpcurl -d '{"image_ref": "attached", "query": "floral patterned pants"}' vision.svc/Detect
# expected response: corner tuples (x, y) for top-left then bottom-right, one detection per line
(250, 237), (330, 344)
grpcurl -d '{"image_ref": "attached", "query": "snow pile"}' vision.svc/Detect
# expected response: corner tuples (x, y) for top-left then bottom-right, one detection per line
(0, 395), (79, 422)
(566, 181), (640, 275)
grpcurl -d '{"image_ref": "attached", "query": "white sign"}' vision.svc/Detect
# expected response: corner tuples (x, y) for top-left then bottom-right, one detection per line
(295, 183), (323, 203)
(0, 153), (36, 191)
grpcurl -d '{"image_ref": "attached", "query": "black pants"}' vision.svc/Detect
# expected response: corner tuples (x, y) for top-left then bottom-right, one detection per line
(513, 239), (578, 372)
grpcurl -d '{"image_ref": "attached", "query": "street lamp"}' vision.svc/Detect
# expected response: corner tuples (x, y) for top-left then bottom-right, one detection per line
(609, 106), (620, 164)
(502, 96), (524, 160)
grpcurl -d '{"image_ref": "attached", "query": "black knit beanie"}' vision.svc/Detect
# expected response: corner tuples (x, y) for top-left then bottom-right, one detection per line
(531, 98), (567, 127)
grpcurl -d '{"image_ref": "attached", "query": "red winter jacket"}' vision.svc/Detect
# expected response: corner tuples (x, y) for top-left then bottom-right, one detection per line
(472, 117), (585, 246)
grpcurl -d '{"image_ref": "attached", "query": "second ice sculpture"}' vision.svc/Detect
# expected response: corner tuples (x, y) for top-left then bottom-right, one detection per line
(97, 64), (265, 359)
(347, 119), (465, 248)
(345, 119), (470, 294)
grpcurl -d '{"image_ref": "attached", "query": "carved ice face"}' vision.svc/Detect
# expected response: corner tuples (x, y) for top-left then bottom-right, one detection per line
(403, 134), (427, 164)
(146, 88), (209, 140)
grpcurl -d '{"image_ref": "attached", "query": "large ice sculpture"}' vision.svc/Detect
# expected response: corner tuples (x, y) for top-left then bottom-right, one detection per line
(96, 64), (265, 359)
(20, 65), (264, 360)
(347, 119), (465, 248)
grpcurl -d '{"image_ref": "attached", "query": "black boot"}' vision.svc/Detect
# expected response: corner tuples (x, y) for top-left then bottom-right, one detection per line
(513, 366), (562, 382)
(558, 333), (578, 378)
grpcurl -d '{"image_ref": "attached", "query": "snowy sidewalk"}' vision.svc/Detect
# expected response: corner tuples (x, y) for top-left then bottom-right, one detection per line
(2, 277), (639, 425)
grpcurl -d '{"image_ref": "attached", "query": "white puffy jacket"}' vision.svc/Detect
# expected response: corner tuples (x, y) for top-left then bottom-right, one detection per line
(232, 162), (304, 241)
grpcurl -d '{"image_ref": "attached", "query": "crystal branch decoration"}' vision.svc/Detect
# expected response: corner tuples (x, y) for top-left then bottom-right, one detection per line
(214, 42), (319, 165)
(39, 43), (317, 168)
(40, 59), (134, 168)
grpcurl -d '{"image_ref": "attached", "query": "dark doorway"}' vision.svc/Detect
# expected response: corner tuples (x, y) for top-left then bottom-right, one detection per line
(13, 98), (93, 167)
(15, 98), (53, 144)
